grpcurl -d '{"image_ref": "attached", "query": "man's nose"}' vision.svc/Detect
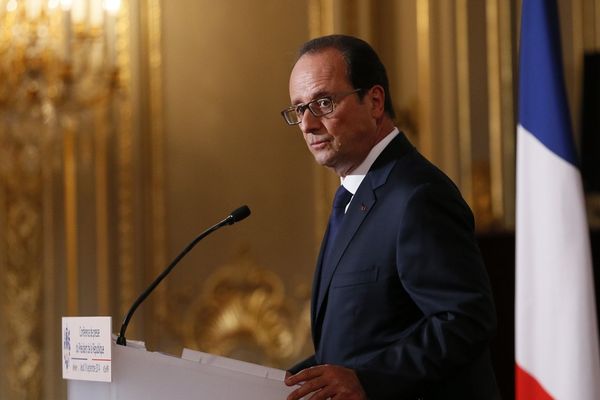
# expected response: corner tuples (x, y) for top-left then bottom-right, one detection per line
(299, 110), (321, 132)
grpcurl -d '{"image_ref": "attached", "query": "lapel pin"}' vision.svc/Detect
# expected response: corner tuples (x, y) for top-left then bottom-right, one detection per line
(360, 204), (368, 212)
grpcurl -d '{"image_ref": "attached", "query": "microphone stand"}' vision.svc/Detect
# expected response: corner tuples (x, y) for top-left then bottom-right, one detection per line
(116, 205), (250, 346)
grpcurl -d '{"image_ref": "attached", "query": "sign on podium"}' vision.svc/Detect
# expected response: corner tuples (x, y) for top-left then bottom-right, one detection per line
(63, 317), (297, 400)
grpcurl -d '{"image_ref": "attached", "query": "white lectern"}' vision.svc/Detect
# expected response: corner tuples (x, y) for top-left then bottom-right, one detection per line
(67, 341), (296, 400)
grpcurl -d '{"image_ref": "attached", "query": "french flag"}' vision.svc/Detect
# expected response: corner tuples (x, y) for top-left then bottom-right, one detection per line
(515, 0), (600, 398)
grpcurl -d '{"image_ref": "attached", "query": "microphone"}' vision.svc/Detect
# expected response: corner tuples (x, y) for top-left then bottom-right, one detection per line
(116, 205), (251, 346)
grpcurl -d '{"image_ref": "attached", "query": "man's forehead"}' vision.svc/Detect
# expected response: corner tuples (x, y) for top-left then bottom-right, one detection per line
(292, 49), (346, 76)
(289, 49), (349, 102)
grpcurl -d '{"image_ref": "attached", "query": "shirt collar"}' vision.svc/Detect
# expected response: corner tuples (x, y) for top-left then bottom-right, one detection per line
(341, 127), (400, 195)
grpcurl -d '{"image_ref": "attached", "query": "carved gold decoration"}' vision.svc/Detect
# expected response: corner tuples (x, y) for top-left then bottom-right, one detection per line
(0, 107), (48, 399)
(162, 254), (311, 368)
(0, 1), (125, 397)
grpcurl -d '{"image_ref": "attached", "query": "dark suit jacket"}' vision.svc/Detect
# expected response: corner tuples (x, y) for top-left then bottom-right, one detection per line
(290, 133), (500, 399)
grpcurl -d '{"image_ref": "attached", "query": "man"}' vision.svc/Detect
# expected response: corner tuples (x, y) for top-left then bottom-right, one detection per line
(281, 35), (499, 399)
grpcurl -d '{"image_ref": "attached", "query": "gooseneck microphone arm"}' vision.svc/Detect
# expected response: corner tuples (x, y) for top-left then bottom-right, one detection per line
(116, 205), (251, 346)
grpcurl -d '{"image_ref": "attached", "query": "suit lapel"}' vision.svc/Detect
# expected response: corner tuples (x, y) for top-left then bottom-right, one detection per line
(314, 187), (375, 318)
(311, 133), (415, 347)
(310, 229), (328, 340)
(313, 134), (415, 331)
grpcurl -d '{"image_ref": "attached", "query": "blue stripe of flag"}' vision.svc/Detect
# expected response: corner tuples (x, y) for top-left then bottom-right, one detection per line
(519, 0), (577, 166)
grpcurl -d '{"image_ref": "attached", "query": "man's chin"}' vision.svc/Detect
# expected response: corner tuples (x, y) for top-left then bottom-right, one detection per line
(312, 154), (334, 168)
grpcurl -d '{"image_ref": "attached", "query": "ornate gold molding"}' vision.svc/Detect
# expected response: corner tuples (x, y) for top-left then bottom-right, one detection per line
(1, 1), (134, 396)
(162, 255), (311, 368)
(0, 114), (47, 399)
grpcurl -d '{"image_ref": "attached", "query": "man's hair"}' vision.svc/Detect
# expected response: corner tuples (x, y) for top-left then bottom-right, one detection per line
(298, 34), (396, 120)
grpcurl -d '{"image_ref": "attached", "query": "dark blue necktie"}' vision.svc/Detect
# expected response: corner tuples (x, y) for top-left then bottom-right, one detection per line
(315, 185), (353, 313)
(321, 185), (352, 276)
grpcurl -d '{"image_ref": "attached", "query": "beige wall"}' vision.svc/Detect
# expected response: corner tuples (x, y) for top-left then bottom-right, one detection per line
(154, 0), (316, 355)
(161, 1), (313, 293)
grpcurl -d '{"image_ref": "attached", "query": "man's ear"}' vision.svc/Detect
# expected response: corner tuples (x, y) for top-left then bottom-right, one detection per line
(368, 85), (386, 118)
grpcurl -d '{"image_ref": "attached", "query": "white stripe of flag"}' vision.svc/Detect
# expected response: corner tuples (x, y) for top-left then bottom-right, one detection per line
(515, 0), (600, 399)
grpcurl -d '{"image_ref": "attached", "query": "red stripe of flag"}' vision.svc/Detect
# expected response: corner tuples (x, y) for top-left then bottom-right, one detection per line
(515, 364), (553, 400)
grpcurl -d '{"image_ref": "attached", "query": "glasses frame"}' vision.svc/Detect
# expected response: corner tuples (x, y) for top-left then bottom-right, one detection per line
(280, 88), (362, 125)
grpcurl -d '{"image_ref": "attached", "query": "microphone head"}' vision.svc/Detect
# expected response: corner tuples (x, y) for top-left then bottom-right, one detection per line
(228, 205), (251, 224)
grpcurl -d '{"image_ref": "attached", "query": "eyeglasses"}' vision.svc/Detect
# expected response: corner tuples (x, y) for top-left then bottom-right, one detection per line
(280, 89), (362, 125)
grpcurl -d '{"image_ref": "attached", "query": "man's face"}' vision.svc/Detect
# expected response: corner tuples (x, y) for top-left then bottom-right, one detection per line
(289, 49), (378, 176)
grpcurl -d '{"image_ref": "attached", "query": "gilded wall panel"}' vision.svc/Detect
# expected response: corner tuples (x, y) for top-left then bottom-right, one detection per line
(0, 0), (139, 397)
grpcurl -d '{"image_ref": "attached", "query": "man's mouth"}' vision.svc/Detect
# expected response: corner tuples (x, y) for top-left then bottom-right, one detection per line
(310, 138), (330, 149)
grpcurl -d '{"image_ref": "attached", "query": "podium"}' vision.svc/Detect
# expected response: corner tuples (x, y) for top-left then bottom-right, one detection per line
(67, 341), (296, 400)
